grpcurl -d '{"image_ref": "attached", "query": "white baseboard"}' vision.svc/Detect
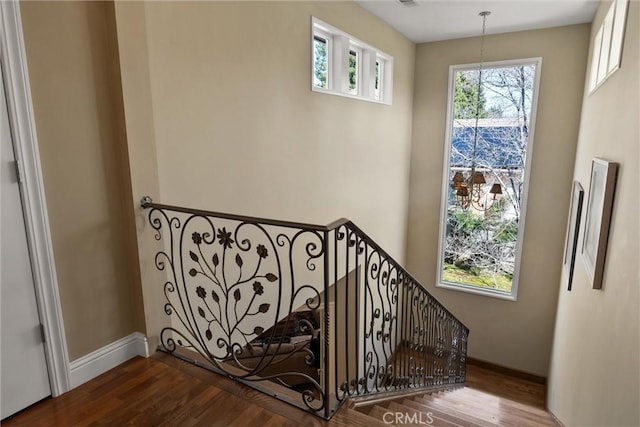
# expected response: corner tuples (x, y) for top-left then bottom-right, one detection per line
(69, 332), (149, 389)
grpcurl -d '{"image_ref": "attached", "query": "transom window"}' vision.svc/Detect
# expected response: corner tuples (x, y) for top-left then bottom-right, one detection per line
(437, 58), (542, 300)
(311, 17), (393, 105)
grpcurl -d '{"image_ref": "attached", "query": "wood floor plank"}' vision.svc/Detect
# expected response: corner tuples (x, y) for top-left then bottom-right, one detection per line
(1, 353), (559, 426)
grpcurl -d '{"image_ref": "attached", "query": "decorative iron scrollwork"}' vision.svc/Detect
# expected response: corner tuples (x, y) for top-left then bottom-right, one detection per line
(143, 199), (469, 419)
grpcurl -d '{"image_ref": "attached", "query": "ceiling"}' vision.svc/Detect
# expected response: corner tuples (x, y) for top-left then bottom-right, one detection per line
(355, 0), (599, 43)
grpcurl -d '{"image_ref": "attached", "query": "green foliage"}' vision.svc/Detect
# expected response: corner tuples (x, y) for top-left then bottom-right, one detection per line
(442, 263), (512, 292)
(453, 72), (487, 120)
(349, 51), (357, 91)
(444, 204), (518, 291)
(313, 38), (327, 88)
(448, 209), (486, 237)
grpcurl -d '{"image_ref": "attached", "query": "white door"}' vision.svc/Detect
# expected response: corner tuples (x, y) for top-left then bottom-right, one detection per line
(1, 64), (51, 419)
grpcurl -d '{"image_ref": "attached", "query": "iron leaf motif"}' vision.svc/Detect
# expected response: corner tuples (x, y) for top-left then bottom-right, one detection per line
(265, 273), (278, 282)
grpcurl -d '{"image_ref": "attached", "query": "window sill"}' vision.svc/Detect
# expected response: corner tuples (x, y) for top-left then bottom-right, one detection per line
(436, 281), (517, 301)
(311, 86), (391, 106)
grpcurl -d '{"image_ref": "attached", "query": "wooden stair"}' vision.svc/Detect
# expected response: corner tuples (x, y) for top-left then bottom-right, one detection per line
(342, 370), (558, 427)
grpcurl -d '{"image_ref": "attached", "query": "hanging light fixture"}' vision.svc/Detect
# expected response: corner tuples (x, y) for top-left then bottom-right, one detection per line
(452, 11), (503, 211)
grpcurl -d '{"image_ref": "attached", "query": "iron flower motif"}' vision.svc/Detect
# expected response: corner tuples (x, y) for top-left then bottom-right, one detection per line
(192, 232), (202, 245)
(253, 281), (264, 295)
(196, 286), (206, 299)
(216, 227), (234, 249)
(256, 244), (268, 259)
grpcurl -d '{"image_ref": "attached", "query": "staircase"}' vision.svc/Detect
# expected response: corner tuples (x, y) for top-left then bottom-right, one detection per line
(141, 197), (469, 420)
(348, 388), (557, 426)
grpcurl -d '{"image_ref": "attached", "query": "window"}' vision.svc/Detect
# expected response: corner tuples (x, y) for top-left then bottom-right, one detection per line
(374, 59), (382, 101)
(588, 0), (629, 93)
(348, 48), (359, 95)
(313, 35), (329, 89)
(437, 58), (542, 300)
(311, 17), (393, 104)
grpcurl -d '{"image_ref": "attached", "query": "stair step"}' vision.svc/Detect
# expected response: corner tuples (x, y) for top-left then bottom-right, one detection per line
(386, 401), (467, 427)
(334, 405), (388, 427)
(414, 391), (556, 427)
(396, 398), (500, 427)
(452, 387), (553, 419)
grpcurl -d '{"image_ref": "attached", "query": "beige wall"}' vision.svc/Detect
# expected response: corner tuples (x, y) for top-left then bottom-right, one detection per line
(19, 0), (414, 361)
(20, 1), (145, 360)
(142, 1), (415, 260)
(112, 1), (165, 353)
(547, 1), (639, 425)
(405, 25), (590, 376)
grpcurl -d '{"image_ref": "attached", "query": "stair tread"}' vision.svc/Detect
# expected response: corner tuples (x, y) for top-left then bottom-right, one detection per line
(396, 397), (502, 427)
(413, 391), (557, 427)
(335, 405), (388, 427)
(453, 387), (552, 417)
(386, 400), (471, 427)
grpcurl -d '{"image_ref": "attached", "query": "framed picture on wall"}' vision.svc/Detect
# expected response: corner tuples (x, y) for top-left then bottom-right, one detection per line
(582, 159), (619, 289)
(564, 181), (584, 291)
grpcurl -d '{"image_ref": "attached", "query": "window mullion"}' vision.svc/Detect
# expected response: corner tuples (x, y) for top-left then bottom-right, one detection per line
(361, 49), (376, 99)
(382, 60), (392, 103)
(331, 35), (349, 93)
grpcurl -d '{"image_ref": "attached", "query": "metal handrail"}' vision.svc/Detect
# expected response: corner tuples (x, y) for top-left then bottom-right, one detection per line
(141, 196), (468, 334)
(141, 196), (349, 232)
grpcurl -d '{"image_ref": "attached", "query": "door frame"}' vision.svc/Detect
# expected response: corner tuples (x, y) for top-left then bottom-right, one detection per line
(0, 0), (70, 395)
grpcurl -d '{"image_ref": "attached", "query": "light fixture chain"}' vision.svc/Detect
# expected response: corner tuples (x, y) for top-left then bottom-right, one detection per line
(470, 12), (490, 185)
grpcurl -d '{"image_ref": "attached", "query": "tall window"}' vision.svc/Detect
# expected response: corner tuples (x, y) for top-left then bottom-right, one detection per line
(437, 58), (542, 300)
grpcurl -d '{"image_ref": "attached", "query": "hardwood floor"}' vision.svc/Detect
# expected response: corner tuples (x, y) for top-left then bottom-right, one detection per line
(3, 353), (558, 426)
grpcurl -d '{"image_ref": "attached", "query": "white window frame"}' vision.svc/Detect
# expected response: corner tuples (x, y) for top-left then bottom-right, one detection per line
(588, 0), (629, 94)
(436, 57), (543, 301)
(311, 17), (393, 105)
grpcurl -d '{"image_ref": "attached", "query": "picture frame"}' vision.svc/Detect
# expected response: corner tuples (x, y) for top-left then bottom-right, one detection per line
(582, 158), (619, 289)
(563, 181), (584, 291)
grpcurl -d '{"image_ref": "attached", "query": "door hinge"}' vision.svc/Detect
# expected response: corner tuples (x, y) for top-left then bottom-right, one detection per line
(14, 159), (24, 184)
(39, 324), (46, 343)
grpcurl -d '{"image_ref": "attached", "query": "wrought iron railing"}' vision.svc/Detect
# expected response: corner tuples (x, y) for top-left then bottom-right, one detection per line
(142, 197), (468, 419)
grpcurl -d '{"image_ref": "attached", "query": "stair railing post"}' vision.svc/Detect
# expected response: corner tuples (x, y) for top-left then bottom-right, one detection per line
(323, 229), (330, 419)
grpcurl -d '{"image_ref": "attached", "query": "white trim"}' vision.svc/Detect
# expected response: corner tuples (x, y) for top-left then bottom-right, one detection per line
(69, 333), (149, 389)
(0, 0), (71, 395)
(312, 85), (391, 105)
(436, 57), (543, 301)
